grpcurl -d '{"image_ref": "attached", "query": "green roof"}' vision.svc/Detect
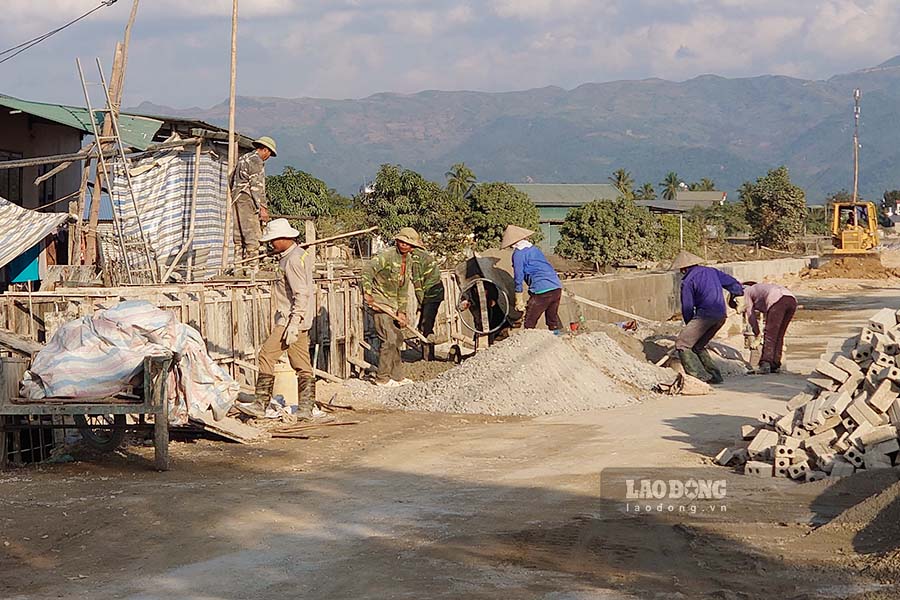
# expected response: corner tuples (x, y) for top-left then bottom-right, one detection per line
(0, 94), (163, 150)
(511, 183), (621, 206)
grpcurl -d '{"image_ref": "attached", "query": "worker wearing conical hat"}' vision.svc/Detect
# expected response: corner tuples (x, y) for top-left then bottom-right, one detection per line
(501, 224), (563, 331)
(671, 251), (744, 384)
(231, 136), (277, 270)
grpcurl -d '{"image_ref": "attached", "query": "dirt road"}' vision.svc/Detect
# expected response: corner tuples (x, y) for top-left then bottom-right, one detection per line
(2, 284), (900, 599)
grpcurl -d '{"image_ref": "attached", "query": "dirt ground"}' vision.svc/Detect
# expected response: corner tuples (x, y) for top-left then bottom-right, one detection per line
(3, 280), (900, 599)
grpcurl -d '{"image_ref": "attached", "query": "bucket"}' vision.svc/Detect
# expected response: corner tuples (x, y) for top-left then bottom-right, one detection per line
(272, 361), (298, 406)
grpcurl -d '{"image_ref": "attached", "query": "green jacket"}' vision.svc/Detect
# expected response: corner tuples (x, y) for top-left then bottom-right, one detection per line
(409, 249), (444, 304)
(361, 247), (409, 313)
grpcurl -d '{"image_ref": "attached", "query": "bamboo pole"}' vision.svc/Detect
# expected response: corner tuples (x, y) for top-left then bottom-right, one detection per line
(221, 0), (238, 273)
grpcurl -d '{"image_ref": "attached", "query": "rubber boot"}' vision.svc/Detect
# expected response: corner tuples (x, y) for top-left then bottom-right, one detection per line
(236, 373), (273, 417)
(696, 349), (725, 384)
(678, 349), (713, 383)
(755, 361), (773, 374)
(296, 375), (315, 420)
(423, 342), (435, 362)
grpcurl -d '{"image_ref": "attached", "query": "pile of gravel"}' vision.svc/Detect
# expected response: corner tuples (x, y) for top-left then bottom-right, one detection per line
(357, 330), (675, 416)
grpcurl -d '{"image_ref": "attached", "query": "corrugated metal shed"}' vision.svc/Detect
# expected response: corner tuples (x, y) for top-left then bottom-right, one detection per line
(511, 183), (620, 206)
(0, 94), (163, 150)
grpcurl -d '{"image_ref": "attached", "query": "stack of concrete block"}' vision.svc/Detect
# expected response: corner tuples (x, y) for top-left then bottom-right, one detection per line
(715, 307), (900, 482)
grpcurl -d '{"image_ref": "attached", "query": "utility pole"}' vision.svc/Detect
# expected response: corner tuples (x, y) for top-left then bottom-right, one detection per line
(221, 0), (238, 272)
(84, 0), (140, 265)
(852, 88), (861, 205)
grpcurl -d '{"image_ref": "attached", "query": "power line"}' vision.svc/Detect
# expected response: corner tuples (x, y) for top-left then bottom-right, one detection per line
(0, 0), (118, 66)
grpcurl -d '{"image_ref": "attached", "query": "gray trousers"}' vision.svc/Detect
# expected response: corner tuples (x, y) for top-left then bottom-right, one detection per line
(676, 316), (727, 353)
(373, 312), (404, 382)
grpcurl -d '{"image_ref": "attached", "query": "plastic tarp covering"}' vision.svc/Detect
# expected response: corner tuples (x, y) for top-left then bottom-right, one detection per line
(110, 142), (234, 281)
(0, 196), (69, 271)
(21, 300), (239, 423)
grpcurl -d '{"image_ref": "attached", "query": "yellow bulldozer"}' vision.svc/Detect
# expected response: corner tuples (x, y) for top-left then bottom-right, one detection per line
(831, 200), (879, 254)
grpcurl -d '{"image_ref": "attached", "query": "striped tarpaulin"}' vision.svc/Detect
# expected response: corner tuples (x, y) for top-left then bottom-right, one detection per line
(0, 196), (70, 270)
(110, 143), (234, 281)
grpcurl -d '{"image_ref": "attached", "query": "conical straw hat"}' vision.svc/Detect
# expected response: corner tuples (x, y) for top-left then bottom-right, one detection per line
(670, 250), (704, 270)
(500, 225), (535, 249)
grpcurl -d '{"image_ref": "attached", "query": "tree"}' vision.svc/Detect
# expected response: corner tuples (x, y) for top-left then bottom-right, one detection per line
(266, 167), (336, 218)
(555, 199), (661, 267)
(635, 182), (657, 202)
(357, 164), (444, 238)
(741, 166), (806, 249)
(446, 163), (476, 202)
(659, 172), (681, 201)
(689, 202), (749, 240)
(608, 169), (634, 200)
(688, 178), (716, 191)
(468, 182), (541, 250)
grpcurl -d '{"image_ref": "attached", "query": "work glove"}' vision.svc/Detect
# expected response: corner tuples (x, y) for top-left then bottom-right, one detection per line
(282, 317), (302, 346)
(515, 292), (527, 313)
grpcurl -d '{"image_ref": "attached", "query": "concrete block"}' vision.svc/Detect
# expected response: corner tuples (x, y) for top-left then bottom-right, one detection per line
(849, 421), (876, 450)
(868, 308), (897, 333)
(870, 438), (900, 455)
(858, 424), (898, 447)
(741, 424), (761, 440)
(841, 416), (858, 433)
(780, 435), (801, 449)
(808, 376), (838, 392)
(775, 412), (797, 435)
(715, 447), (735, 466)
(775, 445), (797, 460)
(816, 360), (851, 383)
(870, 366), (892, 383)
(821, 391), (853, 418)
(838, 371), (865, 395)
(788, 460), (811, 480)
(790, 427), (810, 440)
(803, 429), (838, 450)
(806, 470), (828, 483)
(803, 397), (825, 430)
(852, 342), (873, 361)
(775, 456), (791, 470)
(890, 399), (900, 426)
(775, 466), (789, 478)
(844, 447), (866, 468)
(813, 415), (842, 434)
(864, 452), (892, 470)
(874, 351), (896, 369)
(835, 432), (851, 453)
(833, 354), (863, 377)
(829, 457), (856, 477)
(731, 448), (749, 465)
(786, 391), (815, 412)
(847, 398), (888, 427)
(748, 429), (779, 459)
(759, 411), (782, 426)
(887, 365), (900, 385)
(867, 380), (899, 413)
(745, 461), (774, 478)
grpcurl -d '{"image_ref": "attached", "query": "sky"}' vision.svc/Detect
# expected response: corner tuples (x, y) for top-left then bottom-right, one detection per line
(3, 0), (900, 109)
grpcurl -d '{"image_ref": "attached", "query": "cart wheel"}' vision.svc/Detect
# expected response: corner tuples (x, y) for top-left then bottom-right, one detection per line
(448, 344), (462, 365)
(74, 414), (126, 452)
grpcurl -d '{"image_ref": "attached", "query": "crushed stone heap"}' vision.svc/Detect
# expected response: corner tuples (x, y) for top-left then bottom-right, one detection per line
(367, 330), (675, 416)
(716, 307), (900, 481)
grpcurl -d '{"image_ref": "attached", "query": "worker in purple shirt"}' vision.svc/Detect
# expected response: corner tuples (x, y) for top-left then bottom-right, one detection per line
(742, 281), (797, 374)
(671, 251), (743, 384)
(501, 225), (563, 331)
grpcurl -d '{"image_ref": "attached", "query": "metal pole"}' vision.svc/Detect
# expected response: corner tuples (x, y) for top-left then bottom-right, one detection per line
(679, 214), (684, 248)
(852, 88), (861, 207)
(221, 0), (238, 272)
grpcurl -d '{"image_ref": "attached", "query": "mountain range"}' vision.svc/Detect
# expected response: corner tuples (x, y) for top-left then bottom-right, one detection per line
(133, 56), (900, 202)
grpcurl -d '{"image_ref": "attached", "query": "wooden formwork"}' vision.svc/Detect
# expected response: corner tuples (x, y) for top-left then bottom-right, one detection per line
(0, 272), (472, 386)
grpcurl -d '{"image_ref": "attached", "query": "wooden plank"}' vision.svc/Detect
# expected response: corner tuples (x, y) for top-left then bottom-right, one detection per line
(0, 329), (44, 356)
(189, 409), (262, 443)
(566, 292), (654, 324)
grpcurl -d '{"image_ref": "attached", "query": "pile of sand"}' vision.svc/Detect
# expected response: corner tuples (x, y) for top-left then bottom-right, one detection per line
(801, 257), (900, 280)
(356, 330), (676, 416)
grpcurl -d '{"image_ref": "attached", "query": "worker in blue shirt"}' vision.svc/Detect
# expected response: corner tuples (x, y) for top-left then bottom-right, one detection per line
(501, 225), (563, 331)
(671, 251), (743, 384)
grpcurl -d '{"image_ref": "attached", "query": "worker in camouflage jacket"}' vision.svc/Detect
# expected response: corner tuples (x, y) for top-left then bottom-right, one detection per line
(407, 231), (444, 361)
(361, 228), (421, 385)
(231, 136), (277, 267)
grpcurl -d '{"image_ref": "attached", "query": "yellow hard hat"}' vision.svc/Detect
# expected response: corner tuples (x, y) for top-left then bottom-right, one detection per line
(253, 136), (277, 156)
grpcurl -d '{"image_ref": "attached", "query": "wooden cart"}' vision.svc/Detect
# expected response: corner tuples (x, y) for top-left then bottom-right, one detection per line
(0, 355), (173, 471)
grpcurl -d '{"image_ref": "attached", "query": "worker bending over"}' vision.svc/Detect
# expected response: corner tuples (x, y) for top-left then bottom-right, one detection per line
(362, 228), (420, 386)
(742, 281), (797, 374)
(672, 251), (743, 384)
(501, 225), (563, 331)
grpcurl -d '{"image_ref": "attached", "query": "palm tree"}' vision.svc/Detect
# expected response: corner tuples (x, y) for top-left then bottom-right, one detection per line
(446, 163), (477, 201)
(692, 178), (716, 191)
(660, 172), (681, 201)
(608, 168), (634, 199)
(635, 182), (657, 201)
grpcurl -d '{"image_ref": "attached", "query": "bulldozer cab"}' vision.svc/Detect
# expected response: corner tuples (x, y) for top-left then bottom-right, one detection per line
(831, 201), (879, 254)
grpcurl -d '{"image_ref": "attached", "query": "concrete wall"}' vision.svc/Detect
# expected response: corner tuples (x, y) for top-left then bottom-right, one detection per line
(562, 256), (814, 324)
(0, 112), (83, 210)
